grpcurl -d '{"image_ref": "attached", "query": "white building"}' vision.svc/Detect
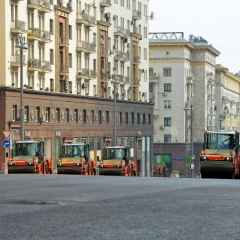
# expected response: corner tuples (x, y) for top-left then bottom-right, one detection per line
(149, 32), (220, 144)
(0, 0), (149, 102)
(215, 65), (240, 131)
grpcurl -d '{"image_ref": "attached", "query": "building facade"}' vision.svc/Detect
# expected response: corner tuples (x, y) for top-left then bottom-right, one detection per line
(149, 32), (220, 144)
(0, 0), (152, 176)
(0, 0), (149, 101)
(215, 65), (240, 131)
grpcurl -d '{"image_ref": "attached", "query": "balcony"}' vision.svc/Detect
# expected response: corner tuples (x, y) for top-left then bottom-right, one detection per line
(11, 20), (26, 33)
(112, 74), (124, 83)
(76, 11), (96, 27)
(28, 58), (41, 70)
(132, 10), (141, 20)
(40, 61), (51, 72)
(27, 0), (51, 12)
(76, 41), (96, 53)
(28, 28), (51, 42)
(100, 0), (112, 7)
(28, 59), (51, 72)
(114, 51), (129, 62)
(10, 55), (26, 67)
(77, 68), (96, 79)
(114, 27), (129, 39)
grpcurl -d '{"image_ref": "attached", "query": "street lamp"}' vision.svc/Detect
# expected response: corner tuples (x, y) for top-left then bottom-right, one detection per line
(16, 34), (28, 141)
(184, 76), (194, 177)
(207, 72), (215, 131)
(112, 67), (118, 146)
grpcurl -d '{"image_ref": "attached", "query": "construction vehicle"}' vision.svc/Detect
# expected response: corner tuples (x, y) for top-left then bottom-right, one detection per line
(99, 146), (138, 176)
(200, 131), (240, 178)
(8, 140), (51, 173)
(57, 140), (90, 174)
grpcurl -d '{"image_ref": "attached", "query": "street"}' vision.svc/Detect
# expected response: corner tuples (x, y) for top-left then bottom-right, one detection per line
(0, 175), (240, 240)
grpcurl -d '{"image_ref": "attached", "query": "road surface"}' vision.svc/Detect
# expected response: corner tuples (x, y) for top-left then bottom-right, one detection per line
(0, 175), (240, 240)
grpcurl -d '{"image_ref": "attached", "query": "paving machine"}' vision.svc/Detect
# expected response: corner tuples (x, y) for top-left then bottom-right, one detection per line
(8, 140), (50, 173)
(57, 141), (90, 174)
(99, 146), (138, 176)
(200, 131), (240, 178)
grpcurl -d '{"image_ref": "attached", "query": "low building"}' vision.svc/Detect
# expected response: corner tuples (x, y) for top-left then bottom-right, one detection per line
(0, 87), (153, 175)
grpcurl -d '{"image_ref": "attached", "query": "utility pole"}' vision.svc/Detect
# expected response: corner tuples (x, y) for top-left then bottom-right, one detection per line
(16, 34), (28, 141)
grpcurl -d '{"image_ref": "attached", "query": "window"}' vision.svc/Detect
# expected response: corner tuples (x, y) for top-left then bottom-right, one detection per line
(50, 49), (54, 65)
(131, 112), (135, 124)
(36, 107), (41, 123)
(65, 109), (70, 122)
(98, 111), (102, 124)
(45, 107), (51, 122)
(164, 83), (172, 92)
(83, 109), (87, 123)
(24, 106), (29, 122)
(56, 108), (60, 122)
(69, 53), (72, 68)
(106, 111), (110, 123)
(142, 113), (146, 124)
(137, 113), (140, 124)
(125, 112), (128, 124)
(91, 110), (95, 123)
(50, 19), (53, 34)
(119, 112), (122, 125)
(148, 114), (152, 125)
(164, 117), (171, 127)
(163, 68), (172, 77)
(12, 105), (18, 121)
(164, 100), (171, 109)
(74, 109), (79, 123)
(164, 134), (172, 143)
(50, 78), (54, 92)
(69, 25), (72, 39)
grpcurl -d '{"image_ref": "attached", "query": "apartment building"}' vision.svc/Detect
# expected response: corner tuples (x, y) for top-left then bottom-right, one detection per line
(215, 65), (240, 131)
(149, 32), (220, 144)
(0, 0), (149, 101)
(0, 0), (152, 176)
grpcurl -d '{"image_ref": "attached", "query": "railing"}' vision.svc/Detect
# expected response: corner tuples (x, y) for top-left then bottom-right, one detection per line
(114, 51), (129, 61)
(76, 11), (96, 25)
(100, 0), (112, 7)
(28, 0), (51, 10)
(77, 41), (96, 52)
(11, 20), (26, 32)
(28, 28), (50, 41)
(114, 26), (129, 37)
(10, 55), (26, 66)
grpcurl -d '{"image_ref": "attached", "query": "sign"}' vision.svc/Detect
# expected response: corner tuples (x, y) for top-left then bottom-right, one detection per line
(1, 138), (12, 149)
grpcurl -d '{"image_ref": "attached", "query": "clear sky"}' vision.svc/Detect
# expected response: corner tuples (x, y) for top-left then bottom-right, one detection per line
(149, 0), (239, 73)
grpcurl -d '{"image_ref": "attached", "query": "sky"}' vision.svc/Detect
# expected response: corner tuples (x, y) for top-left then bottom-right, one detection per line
(149, 0), (239, 73)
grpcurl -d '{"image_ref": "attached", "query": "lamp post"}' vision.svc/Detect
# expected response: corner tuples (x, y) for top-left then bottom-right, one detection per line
(16, 34), (28, 141)
(207, 72), (215, 131)
(112, 68), (118, 146)
(184, 76), (194, 177)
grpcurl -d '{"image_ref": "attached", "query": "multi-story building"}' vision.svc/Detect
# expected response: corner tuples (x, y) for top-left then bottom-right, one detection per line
(149, 32), (220, 144)
(0, 0), (152, 176)
(0, 0), (149, 100)
(215, 65), (240, 131)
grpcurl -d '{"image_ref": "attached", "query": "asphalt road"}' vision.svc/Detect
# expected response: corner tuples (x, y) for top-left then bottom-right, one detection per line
(0, 175), (240, 240)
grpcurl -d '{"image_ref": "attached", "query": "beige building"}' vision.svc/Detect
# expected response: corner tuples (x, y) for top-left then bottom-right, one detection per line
(149, 33), (220, 144)
(215, 65), (240, 131)
(0, 0), (149, 101)
(0, 0), (153, 176)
